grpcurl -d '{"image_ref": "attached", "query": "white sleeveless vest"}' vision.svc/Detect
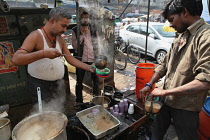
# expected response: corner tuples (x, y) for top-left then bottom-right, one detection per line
(28, 29), (64, 81)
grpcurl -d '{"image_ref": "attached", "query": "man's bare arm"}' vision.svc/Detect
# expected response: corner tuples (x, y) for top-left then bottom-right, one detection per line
(151, 79), (210, 97)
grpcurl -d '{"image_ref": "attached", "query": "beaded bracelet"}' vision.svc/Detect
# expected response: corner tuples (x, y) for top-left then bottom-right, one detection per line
(145, 83), (152, 89)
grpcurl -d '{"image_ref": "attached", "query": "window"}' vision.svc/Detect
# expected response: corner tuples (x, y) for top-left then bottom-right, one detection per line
(140, 25), (153, 36)
(152, 25), (176, 37)
(126, 25), (140, 33)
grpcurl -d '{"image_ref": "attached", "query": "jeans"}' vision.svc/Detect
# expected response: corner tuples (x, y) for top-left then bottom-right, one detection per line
(75, 62), (100, 103)
(151, 104), (199, 140)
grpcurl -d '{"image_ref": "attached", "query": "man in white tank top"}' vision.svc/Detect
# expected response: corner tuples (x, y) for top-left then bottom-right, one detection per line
(12, 7), (95, 104)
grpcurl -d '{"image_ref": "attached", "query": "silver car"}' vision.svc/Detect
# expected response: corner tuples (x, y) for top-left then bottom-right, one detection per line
(119, 22), (176, 64)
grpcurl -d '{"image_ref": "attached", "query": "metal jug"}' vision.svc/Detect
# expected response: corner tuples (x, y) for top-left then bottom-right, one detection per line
(94, 55), (108, 69)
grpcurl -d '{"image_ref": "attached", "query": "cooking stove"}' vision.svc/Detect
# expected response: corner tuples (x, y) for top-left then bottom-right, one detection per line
(66, 114), (90, 140)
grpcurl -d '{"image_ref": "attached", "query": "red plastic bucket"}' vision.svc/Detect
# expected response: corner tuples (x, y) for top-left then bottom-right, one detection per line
(199, 97), (210, 140)
(136, 63), (155, 99)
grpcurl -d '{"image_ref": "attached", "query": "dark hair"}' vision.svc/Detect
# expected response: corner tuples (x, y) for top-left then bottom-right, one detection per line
(80, 12), (89, 19)
(162, 0), (203, 19)
(49, 7), (72, 21)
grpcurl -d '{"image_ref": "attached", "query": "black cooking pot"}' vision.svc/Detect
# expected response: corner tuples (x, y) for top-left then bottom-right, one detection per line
(104, 85), (114, 96)
(110, 92), (124, 106)
(112, 92), (124, 101)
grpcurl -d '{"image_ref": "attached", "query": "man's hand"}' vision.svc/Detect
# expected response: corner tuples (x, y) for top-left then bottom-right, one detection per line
(150, 88), (167, 98)
(43, 48), (62, 59)
(139, 86), (151, 102)
(88, 65), (95, 73)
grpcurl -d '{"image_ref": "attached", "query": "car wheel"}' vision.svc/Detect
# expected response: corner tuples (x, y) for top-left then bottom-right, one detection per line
(156, 50), (166, 64)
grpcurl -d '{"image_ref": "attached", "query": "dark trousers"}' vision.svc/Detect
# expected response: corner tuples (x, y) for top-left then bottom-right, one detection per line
(28, 74), (66, 104)
(75, 62), (100, 103)
(151, 104), (199, 140)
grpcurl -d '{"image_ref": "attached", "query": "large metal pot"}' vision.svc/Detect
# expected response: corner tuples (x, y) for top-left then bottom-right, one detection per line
(12, 111), (68, 140)
(0, 118), (11, 140)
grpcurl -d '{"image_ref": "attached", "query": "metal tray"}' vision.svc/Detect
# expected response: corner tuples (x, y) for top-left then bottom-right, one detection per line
(76, 105), (120, 139)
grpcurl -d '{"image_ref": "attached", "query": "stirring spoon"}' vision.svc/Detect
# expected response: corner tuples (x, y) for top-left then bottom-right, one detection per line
(37, 87), (44, 121)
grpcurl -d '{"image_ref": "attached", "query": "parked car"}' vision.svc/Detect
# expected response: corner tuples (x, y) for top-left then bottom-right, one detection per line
(119, 22), (176, 64)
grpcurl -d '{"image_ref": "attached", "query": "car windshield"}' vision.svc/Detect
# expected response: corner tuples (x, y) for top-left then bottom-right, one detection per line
(152, 25), (176, 37)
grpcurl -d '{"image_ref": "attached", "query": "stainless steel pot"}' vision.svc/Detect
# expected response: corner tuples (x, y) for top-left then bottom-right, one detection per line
(75, 96), (111, 109)
(91, 96), (111, 109)
(12, 111), (68, 140)
(0, 118), (11, 140)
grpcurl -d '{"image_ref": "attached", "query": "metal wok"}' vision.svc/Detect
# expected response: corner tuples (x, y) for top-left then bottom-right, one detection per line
(12, 111), (68, 140)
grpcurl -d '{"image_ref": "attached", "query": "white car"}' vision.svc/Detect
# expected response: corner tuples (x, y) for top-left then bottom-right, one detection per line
(119, 22), (176, 64)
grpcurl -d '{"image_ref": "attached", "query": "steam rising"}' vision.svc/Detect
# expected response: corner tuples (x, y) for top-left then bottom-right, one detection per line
(30, 80), (66, 116)
(78, 0), (115, 64)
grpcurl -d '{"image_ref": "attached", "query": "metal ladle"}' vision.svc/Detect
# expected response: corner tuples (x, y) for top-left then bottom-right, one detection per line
(37, 87), (42, 113)
(37, 87), (44, 120)
(62, 54), (107, 69)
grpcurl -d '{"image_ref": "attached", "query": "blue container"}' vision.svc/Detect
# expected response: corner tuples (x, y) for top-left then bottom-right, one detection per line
(203, 96), (210, 116)
(199, 97), (210, 139)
